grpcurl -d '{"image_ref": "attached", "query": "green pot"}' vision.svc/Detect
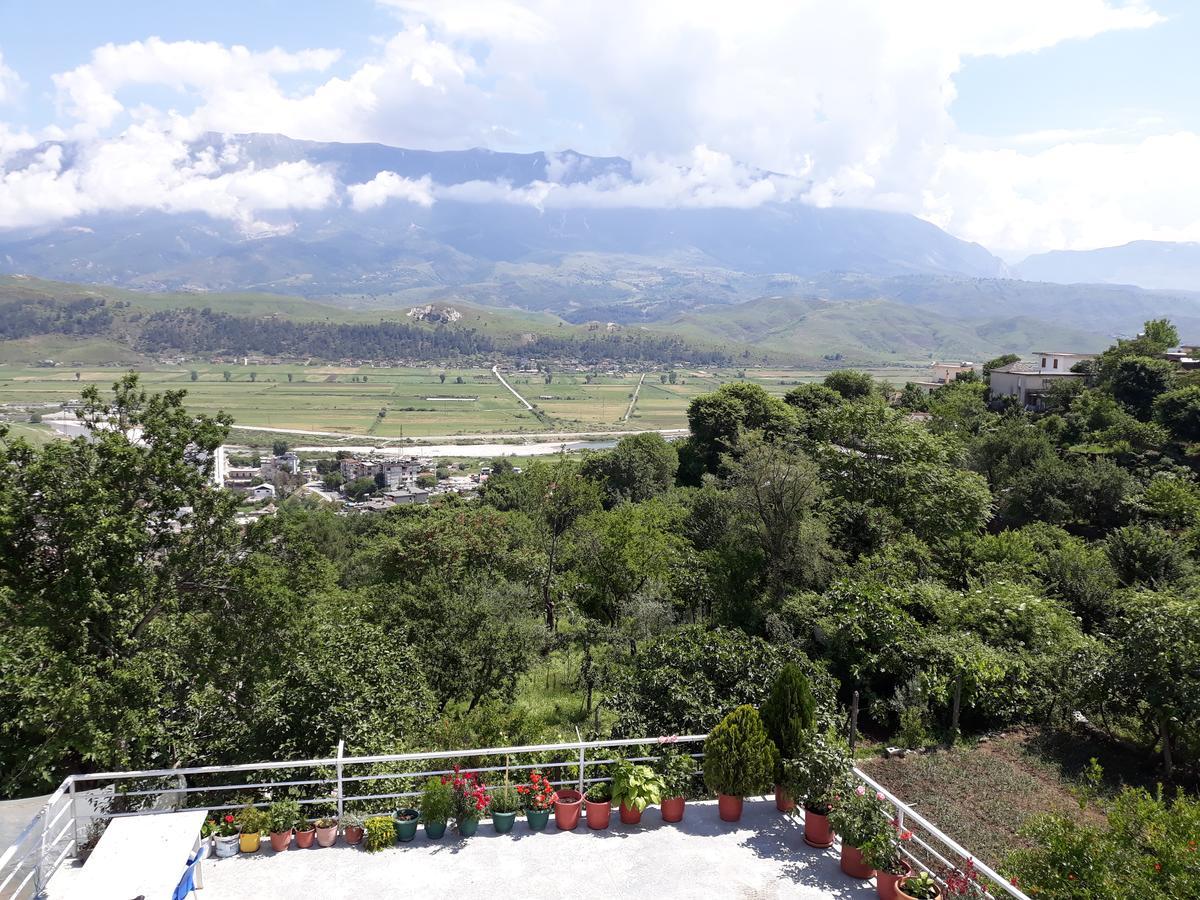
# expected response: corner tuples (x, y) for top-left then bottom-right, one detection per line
(394, 810), (419, 843)
(491, 811), (517, 834)
(458, 817), (479, 837)
(525, 808), (550, 831)
(424, 821), (447, 840)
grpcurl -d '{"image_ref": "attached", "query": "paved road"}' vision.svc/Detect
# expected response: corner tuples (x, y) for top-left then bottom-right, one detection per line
(491, 365), (535, 412)
(623, 372), (646, 422)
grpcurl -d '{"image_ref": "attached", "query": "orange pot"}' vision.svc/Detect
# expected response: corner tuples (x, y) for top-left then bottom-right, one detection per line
(897, 876), (942, 900)
(269, 830), (292, 852)
(876, 862), (914, 900)
(660, 796), (685, 823)
(717, 794), (743, 822)
(618, 802), (643, 825)
(840, 844), (875, 879)
(774, 784), (795, 813)
(554, 790), (583, 830)
(585, 798), (611, 830)
(295, 828), (315, 849)
(803, 809), (834, 848)
(343, 825), (363, 845)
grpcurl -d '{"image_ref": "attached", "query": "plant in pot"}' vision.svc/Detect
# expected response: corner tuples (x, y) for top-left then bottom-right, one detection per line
(583, 780), (612, 830)
(448, 766), (490, 837)
(611, 760), (665, 826)
(267, 800), (301, 852)
(829, 783), (891, 879)
(781, 728), (850, 848)
(655, 743), (695, 824)
(860, 823), (914, 900)
(235, 805), (267, 854)
(313, 816), (338, 848)
(516, 771), (557, 831)
(341, 812), (365, 846)
(703, 705), (777, 823)
(489, 782), (521, 834)
(393, 807), (419, 843)
(364, 815), (396, 853)
(898, 871), (942, 900)
(419, 776), (454, 839)
(207, 813), (241, 858)
(294, 812), (316, 849)
(552, 771), (583, 832)
(760, 663), (817, 813)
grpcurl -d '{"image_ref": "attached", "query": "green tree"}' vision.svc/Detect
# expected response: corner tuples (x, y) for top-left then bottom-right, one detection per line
(1109, 356), (1176, 420)
(344, 476), (378, 500)
(823, 370), (875, 400)
(759, 663), (817, 770)
(982, 353), (1020, 381)
(272, 440), (289, 457)
(189, 370), (199, 382)
(1104, 524), (1190, 588)
(580, 431), (678, 506)
(686, 382), (797, 474)
(1154, 385), (1200, 441)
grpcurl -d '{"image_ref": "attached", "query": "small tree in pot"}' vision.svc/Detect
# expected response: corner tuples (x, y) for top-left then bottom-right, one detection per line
(583, 780), (612, 830)
(419, 776), (453, 840)
(489, 783), (521, 834)
(235, 805), (268, 854)
(703, 705), (777, 822)
(611, 760), (665, 826)
(655, 743), (696, 824)
(267, 800), (301, 852)
(760, 663), (817, 812)
(781, 729), (850, 848)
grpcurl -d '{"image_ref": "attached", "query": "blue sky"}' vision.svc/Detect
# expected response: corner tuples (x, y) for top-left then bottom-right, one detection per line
(0, 1), (1196, 257)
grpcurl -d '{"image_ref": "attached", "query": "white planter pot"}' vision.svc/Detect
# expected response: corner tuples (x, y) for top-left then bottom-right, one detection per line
(214, 833), (240, 858)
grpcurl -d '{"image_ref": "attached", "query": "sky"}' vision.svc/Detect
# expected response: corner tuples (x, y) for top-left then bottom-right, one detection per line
(0, 0), (1196, 259)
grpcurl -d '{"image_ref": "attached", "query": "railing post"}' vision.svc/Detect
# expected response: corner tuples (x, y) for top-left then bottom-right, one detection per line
(69, 777), (78, 851)
(36, 797), (49, 895)
(575, 727), (585, 794)
(336, 740), (345, 822)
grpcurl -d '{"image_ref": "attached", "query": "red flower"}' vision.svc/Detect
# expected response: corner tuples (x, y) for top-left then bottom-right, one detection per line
(223, 814), (235, 824)
(900, 831), (913, 841)
(1068, 874), (1076, 881)
(1154, 863), (1162, 872)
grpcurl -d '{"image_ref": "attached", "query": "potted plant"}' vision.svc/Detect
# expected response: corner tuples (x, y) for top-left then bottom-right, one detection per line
(898, 872), (942, 900)
(655, 743), (695, 824)
(860, 823), (914, 899)
(364, 815), (396, 853)
(419, 776), (453, 839)
(553, 777), (583, 831)
(829, 784), (890, 879)
(490, 782), (521, 834)
(703, 705), (777, 822)
(516, 771), (556, 831)
(584, 781), (612, 830)
(781, 729), (850, 848)
(341, 812), (365, 846)
(394, 808), (419, 842)
(206, 813), (240, 858)
(611, 760), (665, 826)
(313, 816), (338, 848)
(448, 766), (490, 836)
(267, 800), (300, 852)
(294, 813), (316, 849)
(760, 663), (817, 812)
(235, 805), (267, 854)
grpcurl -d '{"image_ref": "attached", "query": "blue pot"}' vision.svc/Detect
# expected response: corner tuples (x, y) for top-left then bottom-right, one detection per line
(424, 821), (447, 840)
(525, 808), (550, 831)
(491, 811), (517, 834)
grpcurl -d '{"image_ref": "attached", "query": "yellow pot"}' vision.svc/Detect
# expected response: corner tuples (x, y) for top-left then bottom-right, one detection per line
(239, 831), (261, 853)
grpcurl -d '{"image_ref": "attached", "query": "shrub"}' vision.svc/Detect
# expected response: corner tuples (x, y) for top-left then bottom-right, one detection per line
(781, 729), (850, 814)
(489, 783), (521, 814)
(611, 760), (665, 813)
(267, 799), (301, 835)
(760, 662), (817, 768)
(234, 805), (267, 835)
(654, 744), (696, 799)
(584, 781), (611, 803)
(363, 816), (395, 853)
(829, 783), (891, 848)
(703, 705), (777, 797)
(418, 776), (453, 823)
(446, 767), (490, 824)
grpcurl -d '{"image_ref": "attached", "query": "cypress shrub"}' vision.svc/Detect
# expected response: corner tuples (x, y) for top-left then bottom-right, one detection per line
(703, 705), (777, 797)
(760, 662), (817, 762)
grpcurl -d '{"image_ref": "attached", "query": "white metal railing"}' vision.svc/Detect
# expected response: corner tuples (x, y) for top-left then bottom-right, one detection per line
(1, 735), (1027, 900)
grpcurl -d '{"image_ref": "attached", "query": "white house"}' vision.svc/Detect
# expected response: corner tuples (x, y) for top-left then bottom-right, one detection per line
(246, 483), (277, 502)
(989, 351), (1092, 408)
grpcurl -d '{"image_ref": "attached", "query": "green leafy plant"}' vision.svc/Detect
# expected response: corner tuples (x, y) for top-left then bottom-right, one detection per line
(829, 783), (891, 848)
(490, 783), (521, 814)
(364, 815), (395, 853)
(610, 760), (665, 813)
(655, 744), (696, 799)
(340, 812), (364, 830)
(584, 781), (611, 803)
(235, 805), (268, 835)
(313, 817), (336, 829)
(703, 705), (777, 797)
(780, 729), (850, 815)
(897, 704), (932, 749)
(204, 813), (239, 837)
(760, 663), (817, 776)
(900, 871), (940, 899)
(419, 776), (454, 824)
(859, 823), (913, 876)
(267, 799), (301, 835)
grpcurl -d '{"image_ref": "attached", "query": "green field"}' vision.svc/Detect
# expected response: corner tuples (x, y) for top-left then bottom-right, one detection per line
(0, 363), (933, 439)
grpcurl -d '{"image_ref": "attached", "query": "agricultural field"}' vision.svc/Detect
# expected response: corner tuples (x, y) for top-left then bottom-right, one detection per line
(0, 363), (934, 438)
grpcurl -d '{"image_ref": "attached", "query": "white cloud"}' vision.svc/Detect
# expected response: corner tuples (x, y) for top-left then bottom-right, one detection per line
(348, 171), (435, 210)
(0, 52), (23, 106)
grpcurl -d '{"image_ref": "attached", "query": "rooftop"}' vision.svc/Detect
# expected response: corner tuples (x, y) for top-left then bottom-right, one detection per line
(47, 799), (875, 900)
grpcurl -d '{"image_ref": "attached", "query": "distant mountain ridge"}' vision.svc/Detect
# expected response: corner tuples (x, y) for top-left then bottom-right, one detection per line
(1017, 240), (1200, 292)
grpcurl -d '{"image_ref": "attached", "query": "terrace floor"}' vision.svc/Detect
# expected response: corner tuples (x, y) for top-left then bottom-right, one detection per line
(48, 798), (880, 899)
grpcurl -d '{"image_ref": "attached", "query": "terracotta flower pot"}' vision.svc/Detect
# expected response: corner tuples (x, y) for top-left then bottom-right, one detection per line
(343, 825), (363, 845)
(840, 844), (875, 879)
(585, 797), (611, 830)
(618, 802), (643, 825)
(660, 796), (685, 823)
(774, 784), (795, 813)
(295, 828), (315, 849)
(315, 824), (338, 848)
(269, 830), (292, 852)
(554, 789), (583, 830)
(876, 862), (914, 900)
(238, 831), (261, 854)
(897, 876), (942, 900)
(717, 793), (743, 822)
(803, 808), (834, 848)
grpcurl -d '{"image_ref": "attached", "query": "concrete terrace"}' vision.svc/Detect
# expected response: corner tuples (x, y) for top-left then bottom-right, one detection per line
(49, 799), (879, 900)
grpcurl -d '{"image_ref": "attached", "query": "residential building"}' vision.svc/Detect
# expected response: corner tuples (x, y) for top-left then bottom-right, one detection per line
(382, 486), (430, 505)
(988, 351), (1092, 408)
(246, 483), (276, 502)
(339, 456), (424, 489)
(931, 361), (977, 384)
